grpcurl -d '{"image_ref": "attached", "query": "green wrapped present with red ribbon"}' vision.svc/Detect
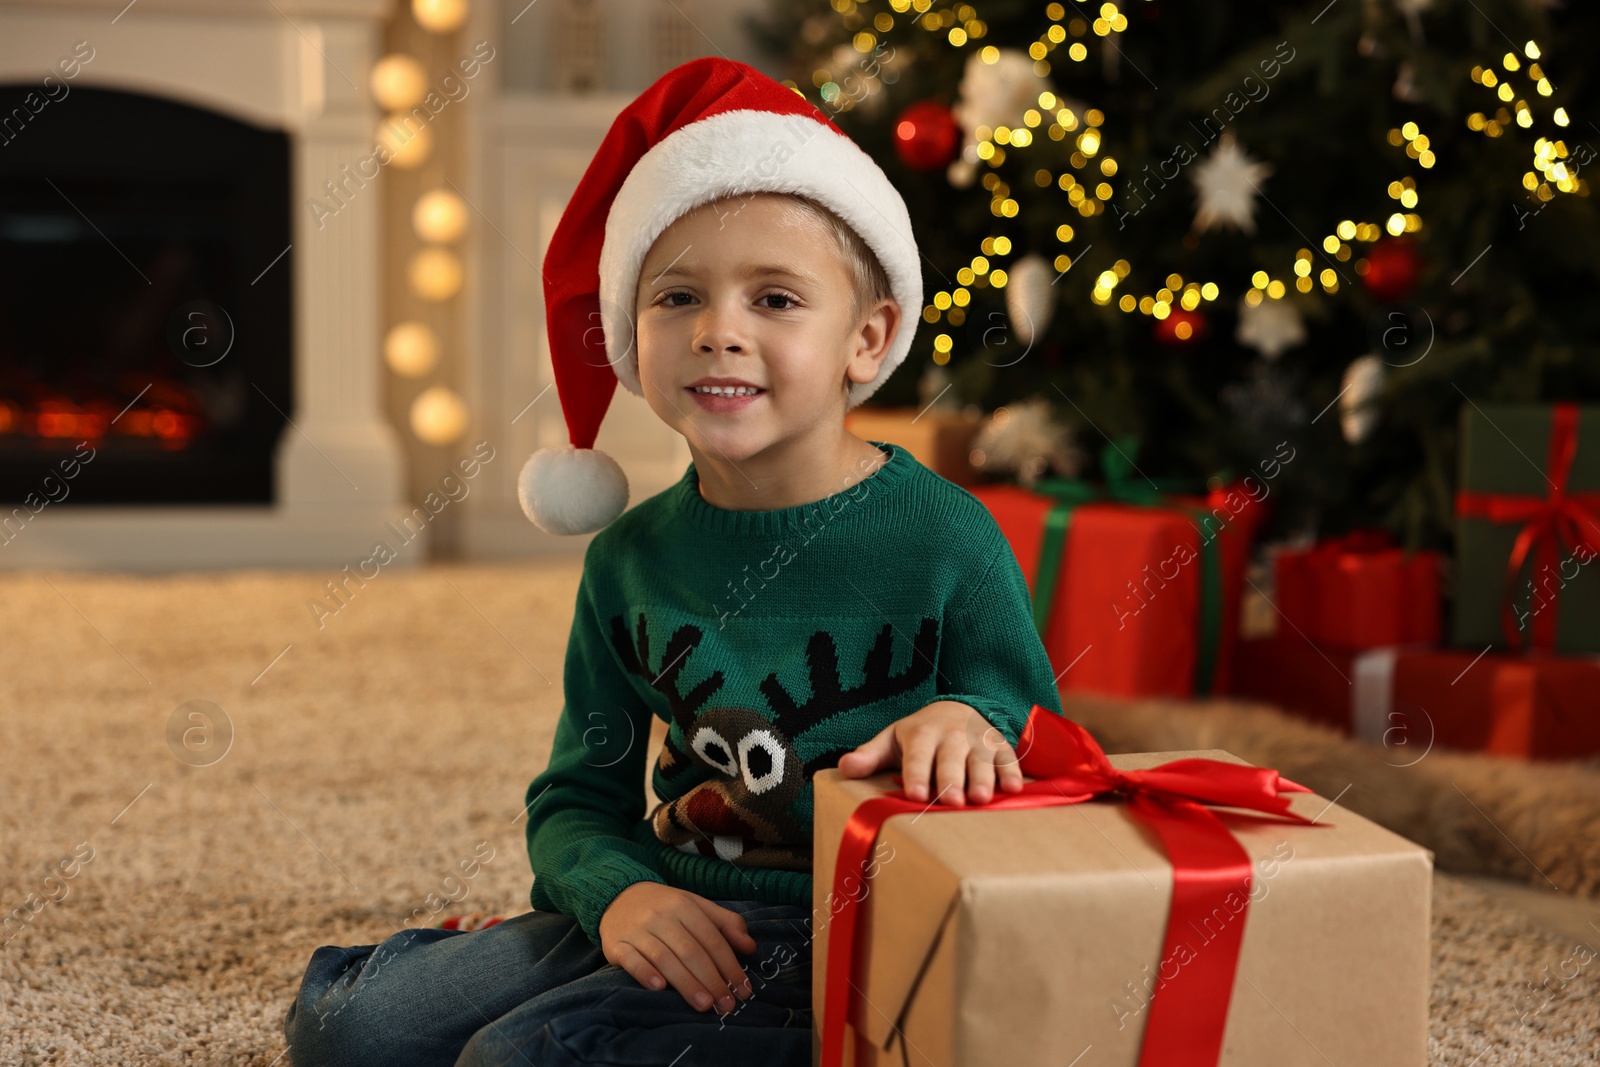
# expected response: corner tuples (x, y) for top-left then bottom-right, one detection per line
(1454, 402), (1600, 652)
(971, 438), (1266, 699)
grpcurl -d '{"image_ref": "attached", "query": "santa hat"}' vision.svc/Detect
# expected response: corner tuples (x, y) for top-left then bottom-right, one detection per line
(517, 56), (923, 536)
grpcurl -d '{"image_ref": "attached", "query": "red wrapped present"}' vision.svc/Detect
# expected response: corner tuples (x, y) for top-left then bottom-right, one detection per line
(1231, 634), (1361, 734)
(1232, 634), (1600, 761)
(1352, 646), (1600, 761)
(974, 471), (1262, 700)
(1275, 531), (1441, 649)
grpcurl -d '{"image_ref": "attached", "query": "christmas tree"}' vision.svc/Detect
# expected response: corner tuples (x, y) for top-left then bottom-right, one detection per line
(744, 0), (1600, 552)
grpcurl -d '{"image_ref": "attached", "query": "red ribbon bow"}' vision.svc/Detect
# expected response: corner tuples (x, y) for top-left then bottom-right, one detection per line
(1455, 402), (1600, 649)
(819, 705), (1318, 1067)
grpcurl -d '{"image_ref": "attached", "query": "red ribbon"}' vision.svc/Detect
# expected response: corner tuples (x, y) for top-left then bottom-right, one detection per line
(1455, 403), (1600, 649)
(818, 705), (1317, 1067)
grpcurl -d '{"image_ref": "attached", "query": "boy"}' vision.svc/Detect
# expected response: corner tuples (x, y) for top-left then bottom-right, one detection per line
(284, 57), (1062, 1067)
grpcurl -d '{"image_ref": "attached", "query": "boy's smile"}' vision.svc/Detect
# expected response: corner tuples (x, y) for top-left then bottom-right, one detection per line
(686, 377), (767, 415)
(633, 193), (900, 512)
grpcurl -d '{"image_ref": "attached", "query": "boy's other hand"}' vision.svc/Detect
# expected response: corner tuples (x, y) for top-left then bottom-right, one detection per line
(599, 882), (757, 1014)
(837, 699), (1024, 806)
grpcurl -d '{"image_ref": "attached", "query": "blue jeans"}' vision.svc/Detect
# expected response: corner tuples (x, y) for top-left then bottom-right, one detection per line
(282, 899), (815, 1067)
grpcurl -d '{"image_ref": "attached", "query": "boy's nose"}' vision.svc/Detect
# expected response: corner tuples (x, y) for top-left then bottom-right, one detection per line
(694, 323), (746, 354)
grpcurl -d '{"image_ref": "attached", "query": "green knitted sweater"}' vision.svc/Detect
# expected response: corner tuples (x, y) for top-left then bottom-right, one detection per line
(523, 440), (1064, 946)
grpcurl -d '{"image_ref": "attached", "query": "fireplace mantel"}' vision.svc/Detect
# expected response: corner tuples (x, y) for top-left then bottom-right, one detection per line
(0, 0), (416, 570)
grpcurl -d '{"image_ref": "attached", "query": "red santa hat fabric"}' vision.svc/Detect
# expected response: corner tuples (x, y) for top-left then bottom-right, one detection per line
(518, 56), (923, 535)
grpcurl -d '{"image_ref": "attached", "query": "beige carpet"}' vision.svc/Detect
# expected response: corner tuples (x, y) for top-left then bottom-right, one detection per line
(1, 560), (1596, 1065)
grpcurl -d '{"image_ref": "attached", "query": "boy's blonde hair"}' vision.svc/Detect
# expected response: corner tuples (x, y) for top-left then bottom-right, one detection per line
(772, 193), (895, 327)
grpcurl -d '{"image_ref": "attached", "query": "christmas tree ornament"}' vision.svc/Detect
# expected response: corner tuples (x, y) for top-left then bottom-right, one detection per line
(1339, 355), (1386, 444)
(1235, 294), (1306, 360)
(952, 49), (1056, 133)
(1362, 236), (1423, 302)
(892, 100), (961, 172)
(1004, 254), (1055, 346)
(825, 42), (899, 120)
(946, 154), (978, 189)
(1392, 60), (1426, 103)
(1393, 0), (1432, 42)
(521, 58), (922, 534)
(1154, 308), (1207, 345)
(1191, 133), (1272, 234)
(951, 49), (1068, 172)
(969, 397), (1081, 487)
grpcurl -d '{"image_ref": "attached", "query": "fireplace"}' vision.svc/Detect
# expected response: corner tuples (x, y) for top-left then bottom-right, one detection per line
(0, 0), (411, 570)
(0, 84), (292, 505)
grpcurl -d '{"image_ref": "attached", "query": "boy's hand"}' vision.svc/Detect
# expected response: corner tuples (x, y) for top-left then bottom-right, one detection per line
(837, 699), (1023, 806)
(599, 882), (756, 1014)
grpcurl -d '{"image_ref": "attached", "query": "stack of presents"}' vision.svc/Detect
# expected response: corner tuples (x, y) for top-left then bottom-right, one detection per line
(848, 400), (1600, 763)
(807, 402), (1595, 1067)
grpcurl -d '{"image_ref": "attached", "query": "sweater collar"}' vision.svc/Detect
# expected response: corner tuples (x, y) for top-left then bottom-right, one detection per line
(673, 439), (914, 538)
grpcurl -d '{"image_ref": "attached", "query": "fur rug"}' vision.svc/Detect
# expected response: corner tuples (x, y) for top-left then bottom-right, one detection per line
(1063, 692), (1600, 899)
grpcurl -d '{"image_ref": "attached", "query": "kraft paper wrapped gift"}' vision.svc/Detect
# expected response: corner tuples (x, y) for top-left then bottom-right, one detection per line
(810, 749), (1433, 1067)
(844, 405), (983, 486)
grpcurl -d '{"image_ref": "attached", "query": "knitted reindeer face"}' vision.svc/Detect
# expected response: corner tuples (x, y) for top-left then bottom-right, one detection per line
(608, 611), (938, 868)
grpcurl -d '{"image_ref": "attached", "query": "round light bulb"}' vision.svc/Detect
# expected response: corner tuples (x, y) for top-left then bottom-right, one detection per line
(411, 385), (469, 445)
(378, 116), (433, 169)
(409, 248), (463, 301)
(384, 322), (441, 377)
(370, 54), (427, 110)
(413, 190), (469, 243)
(412, 0), (468, 33)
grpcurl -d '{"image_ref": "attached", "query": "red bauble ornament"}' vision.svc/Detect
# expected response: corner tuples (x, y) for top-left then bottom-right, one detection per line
(1154, 308), (1207, 345)
(1362, 236), (1423, 302)
(892, 100), (960, 172)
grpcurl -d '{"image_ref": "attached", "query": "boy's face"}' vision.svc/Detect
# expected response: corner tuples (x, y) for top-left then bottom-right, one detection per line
(633, 194), (898, 466)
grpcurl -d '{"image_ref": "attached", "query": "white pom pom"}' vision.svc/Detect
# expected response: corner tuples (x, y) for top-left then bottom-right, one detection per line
(517, 445), (629, 535)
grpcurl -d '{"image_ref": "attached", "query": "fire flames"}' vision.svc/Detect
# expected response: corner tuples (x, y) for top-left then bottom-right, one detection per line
(0, 380), (205, 447)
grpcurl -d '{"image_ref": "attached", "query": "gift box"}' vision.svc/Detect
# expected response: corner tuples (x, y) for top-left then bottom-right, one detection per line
(1231, 634), (1360, 734)
(1274, 532), (1441, 649)
(1351, 646), (1600, 761)
(1231, 635), (1600, 761)
(844, 405), (982, 485)
(1454, 401), (1600, 653)
(810, 709), (1432, 1067)
(973, 480), (1261, 699)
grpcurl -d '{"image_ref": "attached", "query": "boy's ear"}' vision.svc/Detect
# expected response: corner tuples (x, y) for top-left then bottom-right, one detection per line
(845, 296), (901, 387)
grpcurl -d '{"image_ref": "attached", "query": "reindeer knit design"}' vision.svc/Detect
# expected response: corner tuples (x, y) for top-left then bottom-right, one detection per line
(522, 441), (1065, 946)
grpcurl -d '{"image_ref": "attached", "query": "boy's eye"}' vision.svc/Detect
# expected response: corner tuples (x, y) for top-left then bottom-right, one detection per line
(760, 291), (800, 310)
(655, 291), (694, 308)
